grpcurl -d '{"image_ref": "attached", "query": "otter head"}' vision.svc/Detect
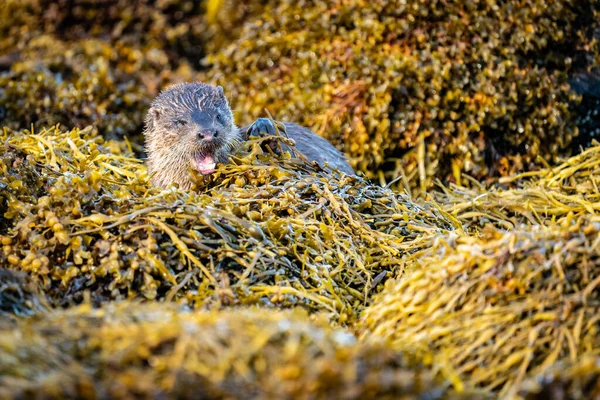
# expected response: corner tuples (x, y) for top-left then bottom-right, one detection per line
(143, 82), (239, 189)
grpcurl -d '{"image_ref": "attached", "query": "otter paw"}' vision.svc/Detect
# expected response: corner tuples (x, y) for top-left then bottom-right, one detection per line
(247, 118), (277, 138)
(247, 118), (282, 154)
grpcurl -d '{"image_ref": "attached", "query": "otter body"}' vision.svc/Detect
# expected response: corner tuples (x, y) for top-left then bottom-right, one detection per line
(143, 82), (354, 190)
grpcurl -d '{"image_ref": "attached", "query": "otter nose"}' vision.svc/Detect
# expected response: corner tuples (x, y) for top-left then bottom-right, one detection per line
(197, 130), (219, 141)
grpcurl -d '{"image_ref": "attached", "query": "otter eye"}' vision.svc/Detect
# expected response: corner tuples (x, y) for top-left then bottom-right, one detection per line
(216, 114), (222, 123)
(175, 119), (187, 127)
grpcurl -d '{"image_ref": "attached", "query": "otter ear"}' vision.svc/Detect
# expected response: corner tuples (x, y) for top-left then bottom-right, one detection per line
(151, 108), (162, 122)
(217, 85), (225, 98)
(146, 108), (161, 130)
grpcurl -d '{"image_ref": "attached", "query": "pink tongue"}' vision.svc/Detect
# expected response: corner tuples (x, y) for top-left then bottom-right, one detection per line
(195, 154), (216, 175)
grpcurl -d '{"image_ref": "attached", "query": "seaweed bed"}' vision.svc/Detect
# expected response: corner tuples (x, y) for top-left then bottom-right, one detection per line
(1, 0), (600, 399)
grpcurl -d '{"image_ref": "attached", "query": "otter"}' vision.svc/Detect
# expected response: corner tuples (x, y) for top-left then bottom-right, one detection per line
(143, 82), (354, 189)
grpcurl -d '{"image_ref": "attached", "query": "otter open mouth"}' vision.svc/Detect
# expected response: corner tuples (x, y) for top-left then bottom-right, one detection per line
(192, 153), (216, 175)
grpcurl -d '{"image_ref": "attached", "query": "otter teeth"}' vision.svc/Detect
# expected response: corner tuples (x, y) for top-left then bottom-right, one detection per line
(193, 154), (216, 175)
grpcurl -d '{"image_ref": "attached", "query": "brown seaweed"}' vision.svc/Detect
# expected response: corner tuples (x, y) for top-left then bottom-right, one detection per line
(0, 302), (474, 399)
(360, 145), (600, 397)
(0, 125), (456, 323)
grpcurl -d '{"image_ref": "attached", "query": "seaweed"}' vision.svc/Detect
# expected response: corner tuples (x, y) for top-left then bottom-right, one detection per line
(2, 0), (598, 190)
(0, 124), (456, 323)
(0, 302), (473, 399)
(0, 0), (267, 68)
(201, 0), (599, 191)
(0, 38), (155, 147)
(360, 144), (600, 397)
(433, 140), (600, 231)
(516, 355), (600, 399)
(0, 268), (49, 323)
(0, 0), (268, 149)
(361, 219), (600, 397)
(2, 1), (600, 397)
